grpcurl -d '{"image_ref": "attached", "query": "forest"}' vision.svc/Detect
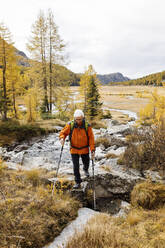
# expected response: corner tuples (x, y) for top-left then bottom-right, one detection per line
(0, 10), (102, 126)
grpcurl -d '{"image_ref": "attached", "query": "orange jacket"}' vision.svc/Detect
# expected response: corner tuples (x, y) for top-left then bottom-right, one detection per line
(59, 122), (95, 154)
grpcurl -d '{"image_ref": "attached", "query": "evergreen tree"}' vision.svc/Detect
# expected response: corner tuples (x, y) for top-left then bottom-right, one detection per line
(85, 65), (102, 120)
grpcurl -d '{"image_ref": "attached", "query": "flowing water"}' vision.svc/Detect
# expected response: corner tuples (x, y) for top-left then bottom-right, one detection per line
(0, 109), (137, 172)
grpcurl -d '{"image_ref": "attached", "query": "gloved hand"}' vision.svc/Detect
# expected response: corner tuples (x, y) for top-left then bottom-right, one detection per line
(60, 138), (65, 147)
(91, 151), (95, 160)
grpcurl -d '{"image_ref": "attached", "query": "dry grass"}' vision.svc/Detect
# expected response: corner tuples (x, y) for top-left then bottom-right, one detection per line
(105, 153), (118, 159)
(0, 166), (80, 248)
(0, 120), (46, 146)
(125, 134), (140, 143)
(90, 120), (107, 129)
(24, 169), (42, 187)
(131, 181), (165, 209)
(100, 165), (111, 172)
(70, 85), (165, 123)
(99, 85), (165, 114)
(95, 137), (111, 148)
(66, 181), (165, 248)
(36, 118), (66, 130)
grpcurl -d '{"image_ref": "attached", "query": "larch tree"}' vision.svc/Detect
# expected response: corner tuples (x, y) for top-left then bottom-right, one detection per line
(27, 11), (49, 113)
(7, 63), (21, 119)
(47, 9), (65, 113)
(79, 67), (90, 114)
(139, 89), (165, 127)
(0, 22), (17, 120)
(27, 9), (66, 117)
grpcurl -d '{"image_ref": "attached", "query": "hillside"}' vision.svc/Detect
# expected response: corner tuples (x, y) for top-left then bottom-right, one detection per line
(16, 48), (130, 85)
(15, 47), (80, 86)
(113, 71), (165, 86)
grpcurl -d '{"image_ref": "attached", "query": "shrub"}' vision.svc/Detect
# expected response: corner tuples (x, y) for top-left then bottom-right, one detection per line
(118, 126), (165, 173)
(102, 110), (112, 119)
(25, 169), (41, 187)
(117, 143), (144, 172)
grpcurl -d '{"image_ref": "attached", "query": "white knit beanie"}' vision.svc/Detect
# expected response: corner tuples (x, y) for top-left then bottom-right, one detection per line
(74, 109), (84, 118)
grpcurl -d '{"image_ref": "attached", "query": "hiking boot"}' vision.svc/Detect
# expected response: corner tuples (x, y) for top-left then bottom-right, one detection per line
(73, 183), (81, 189)
(84, 170), (90, 177)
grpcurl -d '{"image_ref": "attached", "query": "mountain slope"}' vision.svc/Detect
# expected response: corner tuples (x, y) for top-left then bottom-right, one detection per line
(16, 48), (131, 85)
(97, 72), (130, 84)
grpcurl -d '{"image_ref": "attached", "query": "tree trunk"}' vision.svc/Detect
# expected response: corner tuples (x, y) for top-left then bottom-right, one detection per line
(12, 81), (17, 119)
(2, 41), (7, 121)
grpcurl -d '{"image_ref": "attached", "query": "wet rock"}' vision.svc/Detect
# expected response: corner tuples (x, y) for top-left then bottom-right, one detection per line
(14, 145), (29, 152)
(111, 120), (119, 125)
(114, 201), (131, 217)
(95, 185), (113, 198)
(107, 146), (126, 156)
(54, 126), (63, 131)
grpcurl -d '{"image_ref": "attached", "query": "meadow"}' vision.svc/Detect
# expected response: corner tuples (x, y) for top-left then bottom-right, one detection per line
(71, 85), (165, 122)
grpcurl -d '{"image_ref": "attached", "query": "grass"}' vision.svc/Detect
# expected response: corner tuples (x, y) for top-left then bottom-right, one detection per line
(0, 166), (80, 248)
(0, 120), (46, 146)
(131, 181), (165, 209)
(0, 117), (67, 146)
(90, 120), (107, 129)
(99, 85), (165, 114)
(95, 137), (111, 148)
(105, 153), (118, 159)
(100, 164), (111, 172)
(66, 181), (165, 248)
(35, 118), (66, 130)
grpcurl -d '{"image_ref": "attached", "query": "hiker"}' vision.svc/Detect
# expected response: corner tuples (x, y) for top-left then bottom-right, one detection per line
(59, 109), (95, 189)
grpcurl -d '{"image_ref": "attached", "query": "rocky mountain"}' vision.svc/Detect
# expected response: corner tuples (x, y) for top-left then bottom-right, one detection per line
(97, 72), (130, 84)
(15, 49), (30, 67)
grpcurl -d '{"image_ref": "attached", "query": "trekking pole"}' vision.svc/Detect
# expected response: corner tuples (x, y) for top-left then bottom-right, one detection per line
(92, 159), (96, 210)
(52, 145), (64, 196)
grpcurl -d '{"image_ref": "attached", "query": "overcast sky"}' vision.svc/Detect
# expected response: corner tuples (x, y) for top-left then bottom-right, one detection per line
(1, 0), (165, 79)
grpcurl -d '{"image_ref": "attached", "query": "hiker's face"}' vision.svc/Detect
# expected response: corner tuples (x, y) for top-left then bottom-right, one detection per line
(75, 116), (83, 125)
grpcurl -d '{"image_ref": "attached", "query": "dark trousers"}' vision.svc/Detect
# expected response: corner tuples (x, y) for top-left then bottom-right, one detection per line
(71, 153), (89, 184)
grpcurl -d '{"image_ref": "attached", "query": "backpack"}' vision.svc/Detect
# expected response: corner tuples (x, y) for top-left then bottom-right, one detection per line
(69, 119), (90, 149)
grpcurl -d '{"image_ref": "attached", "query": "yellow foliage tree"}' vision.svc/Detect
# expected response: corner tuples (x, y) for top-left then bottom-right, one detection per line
(0, 23), (16, 120)
(139, 90), (165, 127)
(0, 22), (23, 121)
(24, 87), (40, 122)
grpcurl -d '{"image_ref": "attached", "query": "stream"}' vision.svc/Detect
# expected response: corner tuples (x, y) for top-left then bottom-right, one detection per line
(0, 109), (137, 173)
